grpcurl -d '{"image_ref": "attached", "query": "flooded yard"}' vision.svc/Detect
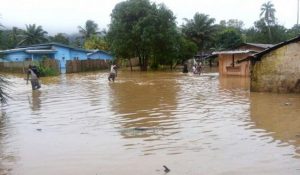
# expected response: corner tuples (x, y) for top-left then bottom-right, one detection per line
(1, 70), (300, 175)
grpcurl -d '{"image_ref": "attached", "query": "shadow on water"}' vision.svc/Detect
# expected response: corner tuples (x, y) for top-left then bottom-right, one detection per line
(250, 92), (300, 158)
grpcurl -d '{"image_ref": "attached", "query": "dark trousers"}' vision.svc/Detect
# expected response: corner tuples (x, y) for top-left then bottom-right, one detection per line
(108, 73), (116, 82)
(31, 79), (41, 90)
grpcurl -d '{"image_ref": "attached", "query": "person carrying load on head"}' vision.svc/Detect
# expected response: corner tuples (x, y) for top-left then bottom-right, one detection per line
(108, 64), (118, 82)
(26, 65), (41, 90)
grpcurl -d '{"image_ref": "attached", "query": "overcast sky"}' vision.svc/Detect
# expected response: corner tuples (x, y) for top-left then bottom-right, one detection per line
(0, 0), (298, 35)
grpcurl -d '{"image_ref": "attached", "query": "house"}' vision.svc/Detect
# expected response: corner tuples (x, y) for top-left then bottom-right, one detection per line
(213, 43), (273, 76)
(87, 50), (113, 60)
(241, 36), (300, 93)
(0, 43), (112, 70)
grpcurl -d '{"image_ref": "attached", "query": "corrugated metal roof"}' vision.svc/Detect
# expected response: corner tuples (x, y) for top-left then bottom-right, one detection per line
(25, 49), (57, 54)
(13, 42), (92, 53)
(244, 43), (274, 49)
(212, 50), (257, 54)
(87, 49), (112, 56)
(238, 35), (300, 63)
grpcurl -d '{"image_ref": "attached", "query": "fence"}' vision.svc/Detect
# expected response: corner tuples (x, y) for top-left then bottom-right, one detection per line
(66, 59), (109, 73)
(0, 59), (60, 74)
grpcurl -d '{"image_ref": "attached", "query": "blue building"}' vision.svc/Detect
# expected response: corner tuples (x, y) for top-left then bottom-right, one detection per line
(0, 43), (113, 70)
(87, 50), (113, 60)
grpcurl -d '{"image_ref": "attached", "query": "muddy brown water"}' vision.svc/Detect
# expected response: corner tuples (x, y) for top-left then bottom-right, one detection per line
(1, 70), (300, 175)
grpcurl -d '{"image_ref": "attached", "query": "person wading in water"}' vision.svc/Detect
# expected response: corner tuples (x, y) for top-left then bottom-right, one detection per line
(26, 65), (41, 90)
(108, 64), (118, 82)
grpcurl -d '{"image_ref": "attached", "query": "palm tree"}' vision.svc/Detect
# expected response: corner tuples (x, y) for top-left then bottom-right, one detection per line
(9, 27), (21, 47)
(182, 13), (216, 51)
(18, 24), (48, 46)
(78, 20), (99, 39)
(260, 1), (276, 42)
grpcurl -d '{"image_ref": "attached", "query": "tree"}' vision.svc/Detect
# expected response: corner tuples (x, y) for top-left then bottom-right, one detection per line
(260, 1), (276, 42)
(287, 24), (300, 38)
(18, 24), (48, 46)
(175, 35), (197, 65)
(78, 20), (99, 39)
(83, 35), (109, 51)
(107, 0), (179, 71)
(49, 33), (70, 45)
(244, 19), (288, 44)
(181, 13), (217, 51)
(216, 28), (243, 49)
(8, 27), (22, 47)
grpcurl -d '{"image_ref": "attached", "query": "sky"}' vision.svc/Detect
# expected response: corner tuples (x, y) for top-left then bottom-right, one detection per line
(0, 0), (298, 35)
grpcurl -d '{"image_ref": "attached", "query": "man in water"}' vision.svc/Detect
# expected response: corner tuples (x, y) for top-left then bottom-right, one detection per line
(26, 65), (41, 90)
(108, 64), (117, 82)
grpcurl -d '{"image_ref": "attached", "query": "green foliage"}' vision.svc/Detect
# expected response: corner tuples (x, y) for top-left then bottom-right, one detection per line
(244, 19), (288, 44)
(84, 35), (109, 51)
(287, 25), (300, 39)
(182, 13), (217, 51)
(78, 20), (99, 39)
(107, 0), (179, 71)
(18, 24), (48, 46)
(33, 58), (60, 77)
(36, 65), (58, 77)
(216, 28), (244, 49)
(49, 33), (69, 45)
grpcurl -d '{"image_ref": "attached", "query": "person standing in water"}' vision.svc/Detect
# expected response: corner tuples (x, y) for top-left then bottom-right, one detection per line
(108, 64), (117, 82)
(26, 65), (41, 90)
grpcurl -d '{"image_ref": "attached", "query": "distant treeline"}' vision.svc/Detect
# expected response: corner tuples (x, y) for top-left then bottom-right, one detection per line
(0, 0), (299, 70)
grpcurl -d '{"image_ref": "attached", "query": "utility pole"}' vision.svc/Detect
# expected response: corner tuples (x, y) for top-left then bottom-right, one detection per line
(297, 0), (299, 27)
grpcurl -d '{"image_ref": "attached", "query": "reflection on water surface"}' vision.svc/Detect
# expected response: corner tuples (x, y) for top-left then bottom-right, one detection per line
(0, 71), (300, 175)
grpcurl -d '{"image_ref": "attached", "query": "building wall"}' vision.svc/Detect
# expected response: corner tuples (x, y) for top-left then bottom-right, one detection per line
(3, 45), (90, 69)
(53, 46), (71, 69)
(52, 46), (89, 68)
(5, 51), (31, 61)
(251, 42), (300, 93)
(218, 53), (250, 76)
(70, 50), (89, 60)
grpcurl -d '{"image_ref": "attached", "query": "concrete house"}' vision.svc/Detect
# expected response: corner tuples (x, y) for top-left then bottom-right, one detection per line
(213, 43), (273, 76)
(243, 36), (300, 93)
(0, 43), (112, 70)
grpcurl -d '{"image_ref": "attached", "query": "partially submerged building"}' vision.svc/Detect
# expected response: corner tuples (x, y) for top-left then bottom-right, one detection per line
(241, 36), (300, 93)
(0, 43), (113, 70)
(213, 43), (273, 76)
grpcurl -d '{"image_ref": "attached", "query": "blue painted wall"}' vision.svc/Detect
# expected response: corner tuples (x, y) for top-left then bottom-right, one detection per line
(70, 50), (90, 60)
(5, 51), (55, 62)
(53, 46), (71, 68)
(5, 51), (31, 61)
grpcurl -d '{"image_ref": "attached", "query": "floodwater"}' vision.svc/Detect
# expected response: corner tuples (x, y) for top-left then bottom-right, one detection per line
(1, 70), (300, 175)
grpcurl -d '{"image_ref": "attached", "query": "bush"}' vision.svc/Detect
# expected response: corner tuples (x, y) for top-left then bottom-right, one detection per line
(37, 65), (59, 77)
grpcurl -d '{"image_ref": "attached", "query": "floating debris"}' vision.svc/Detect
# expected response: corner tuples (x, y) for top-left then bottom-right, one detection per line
(163, 165), (170, 173)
